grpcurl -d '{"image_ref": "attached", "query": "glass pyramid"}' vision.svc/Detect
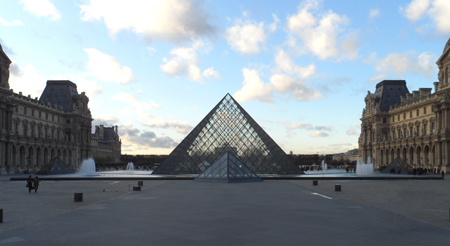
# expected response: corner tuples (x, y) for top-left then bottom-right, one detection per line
(195, 151), (262, 182)
(153, 93), (303, 175)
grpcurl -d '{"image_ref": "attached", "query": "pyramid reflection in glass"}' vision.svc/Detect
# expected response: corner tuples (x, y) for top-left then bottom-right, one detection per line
(153, 93), (303, 175)
(195, 151), (262, 183)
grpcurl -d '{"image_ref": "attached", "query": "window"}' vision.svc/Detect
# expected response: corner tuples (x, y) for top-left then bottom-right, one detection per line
(15, 106), (18, 113)
(23, 107), (27, 115)
(398, 115), (400, 121)
(383, 118), (387, 123)
(392, 116), (395, 123)
(403, 113), (406, 120)
(52, 115), (54, 121)
(424, 107), (427, 114)
(424, 124), (427, 135)
(447, 67), (450, 83)
(39, 111), (41, 118)
(46, 113), (48, 120)
(417, 109), (419, 116)
(32, 109), (34, 116)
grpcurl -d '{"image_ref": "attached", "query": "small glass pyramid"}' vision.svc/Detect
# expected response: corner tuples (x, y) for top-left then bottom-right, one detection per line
(153, 93), (303, 175)
(195, 151), (262, 182)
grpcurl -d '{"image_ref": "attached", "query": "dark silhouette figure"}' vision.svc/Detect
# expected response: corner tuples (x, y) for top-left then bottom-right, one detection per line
(34, 176), (40, 193)
(26, 175), (34, 193)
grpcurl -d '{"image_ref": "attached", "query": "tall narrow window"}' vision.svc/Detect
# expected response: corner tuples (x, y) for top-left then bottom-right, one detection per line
(424, 107), (427, 114)
(447, 67), (450, 83)
(417, 109), (419, 116)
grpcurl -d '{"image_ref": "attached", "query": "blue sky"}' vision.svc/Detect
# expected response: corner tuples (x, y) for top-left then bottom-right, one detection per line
(1, 0), (449, 155)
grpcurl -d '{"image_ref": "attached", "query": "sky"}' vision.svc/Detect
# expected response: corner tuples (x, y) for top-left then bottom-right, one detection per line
(1, 0), (450, 155)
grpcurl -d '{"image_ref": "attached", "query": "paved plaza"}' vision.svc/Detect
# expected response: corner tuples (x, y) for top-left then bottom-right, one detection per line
(1, 175), (450, 245)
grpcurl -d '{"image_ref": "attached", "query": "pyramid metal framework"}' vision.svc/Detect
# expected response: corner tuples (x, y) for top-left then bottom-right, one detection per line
(36, 157), (75, 175)
(153, 93), (303, 175)
(195, 152), (262, 182)
(381, 157), (412, 174)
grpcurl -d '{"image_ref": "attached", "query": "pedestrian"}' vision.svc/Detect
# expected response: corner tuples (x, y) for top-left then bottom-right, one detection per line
(26, 175), (34, 193)
(34, 176), (40, 193)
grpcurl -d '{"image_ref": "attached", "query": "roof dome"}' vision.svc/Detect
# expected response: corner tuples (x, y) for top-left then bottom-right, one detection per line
(444, 38), (450, 53)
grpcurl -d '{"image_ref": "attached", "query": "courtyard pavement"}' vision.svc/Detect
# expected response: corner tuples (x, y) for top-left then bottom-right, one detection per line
(1, 175), (450, 245)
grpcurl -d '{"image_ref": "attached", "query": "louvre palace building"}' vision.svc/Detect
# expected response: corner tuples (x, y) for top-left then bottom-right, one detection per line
(360, 39), (450, 173)
(0, 43), (121, 174)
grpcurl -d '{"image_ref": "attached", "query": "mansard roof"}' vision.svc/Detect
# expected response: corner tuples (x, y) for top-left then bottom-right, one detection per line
(373, 80), (409, 112)
(103, 127), (116, 141)
(39, 80), (80, 112)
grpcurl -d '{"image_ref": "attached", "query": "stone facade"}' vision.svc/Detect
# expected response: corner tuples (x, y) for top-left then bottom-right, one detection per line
(91, 125), (121, 163)
(359, 39), (450, 173)
(0, 43), (95, 174)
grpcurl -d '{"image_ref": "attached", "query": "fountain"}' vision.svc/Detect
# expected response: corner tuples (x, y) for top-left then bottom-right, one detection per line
(321, 160), (328, 171)
(356, 157), (375, 176)
(126, 162), (135, 171)
(77, 158), (99, 176)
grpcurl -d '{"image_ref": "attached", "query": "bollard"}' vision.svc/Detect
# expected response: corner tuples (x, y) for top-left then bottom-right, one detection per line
(0, 209), (3, 223)
(74, 193), (83, 202)
(335, 184), (341, 192)
(133, 186), (141, 191)
(313, 180), (318, 186)
(138, 181), (143, 187)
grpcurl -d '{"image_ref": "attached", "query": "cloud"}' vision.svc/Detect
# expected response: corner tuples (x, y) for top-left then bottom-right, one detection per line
(160, 40), (219, 82)
(286, 0), (358, 60)
(112, 92), (161, 112)
(269, 14), (280, 32)
(119, 123), (178, 150)
(233, 68), (273, 103)
(84, 48), (134, 84)
(224, 13), (280, 57)
(8, 63), (47, 97)
(270, 74), (321, 101)
(234, 68), (321, 104)
(280, 120), (331, 136)
(0, 17), (23, 26)
(92, 115), (120, 126)
(346, 125), (360, 136)
(225, 20), (268, 55)
(400, 0), (430, 21)
(139, 114), (192, 134)
(401, 0), (450, 34)
(21, 0), (60, 20)
(369, 9), (381, 21)
(202, 67), (220, 79)
(273, 49), (316, 77)
(79, 0), (216, 42)
(311, 130), (329, 137)
(371, 52), (436, 79)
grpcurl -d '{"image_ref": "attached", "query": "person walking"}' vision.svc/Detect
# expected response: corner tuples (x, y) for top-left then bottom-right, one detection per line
(34, 176), (40, 193)
(26, 175), (34, 193)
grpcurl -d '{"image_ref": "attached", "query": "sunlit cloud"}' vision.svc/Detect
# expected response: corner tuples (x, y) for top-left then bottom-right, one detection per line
(160, 40), (219, 82)
(0, 17), (23, 26)
(84, 48), (134, 84)
(286, 0), (358, 60)
(21, 0), (61, 20)
(80, 0), (216, 42)
(401, 0), (450, 34)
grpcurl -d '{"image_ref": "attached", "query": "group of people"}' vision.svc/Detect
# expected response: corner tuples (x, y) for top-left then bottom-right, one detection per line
(26, 175), (40, 193)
